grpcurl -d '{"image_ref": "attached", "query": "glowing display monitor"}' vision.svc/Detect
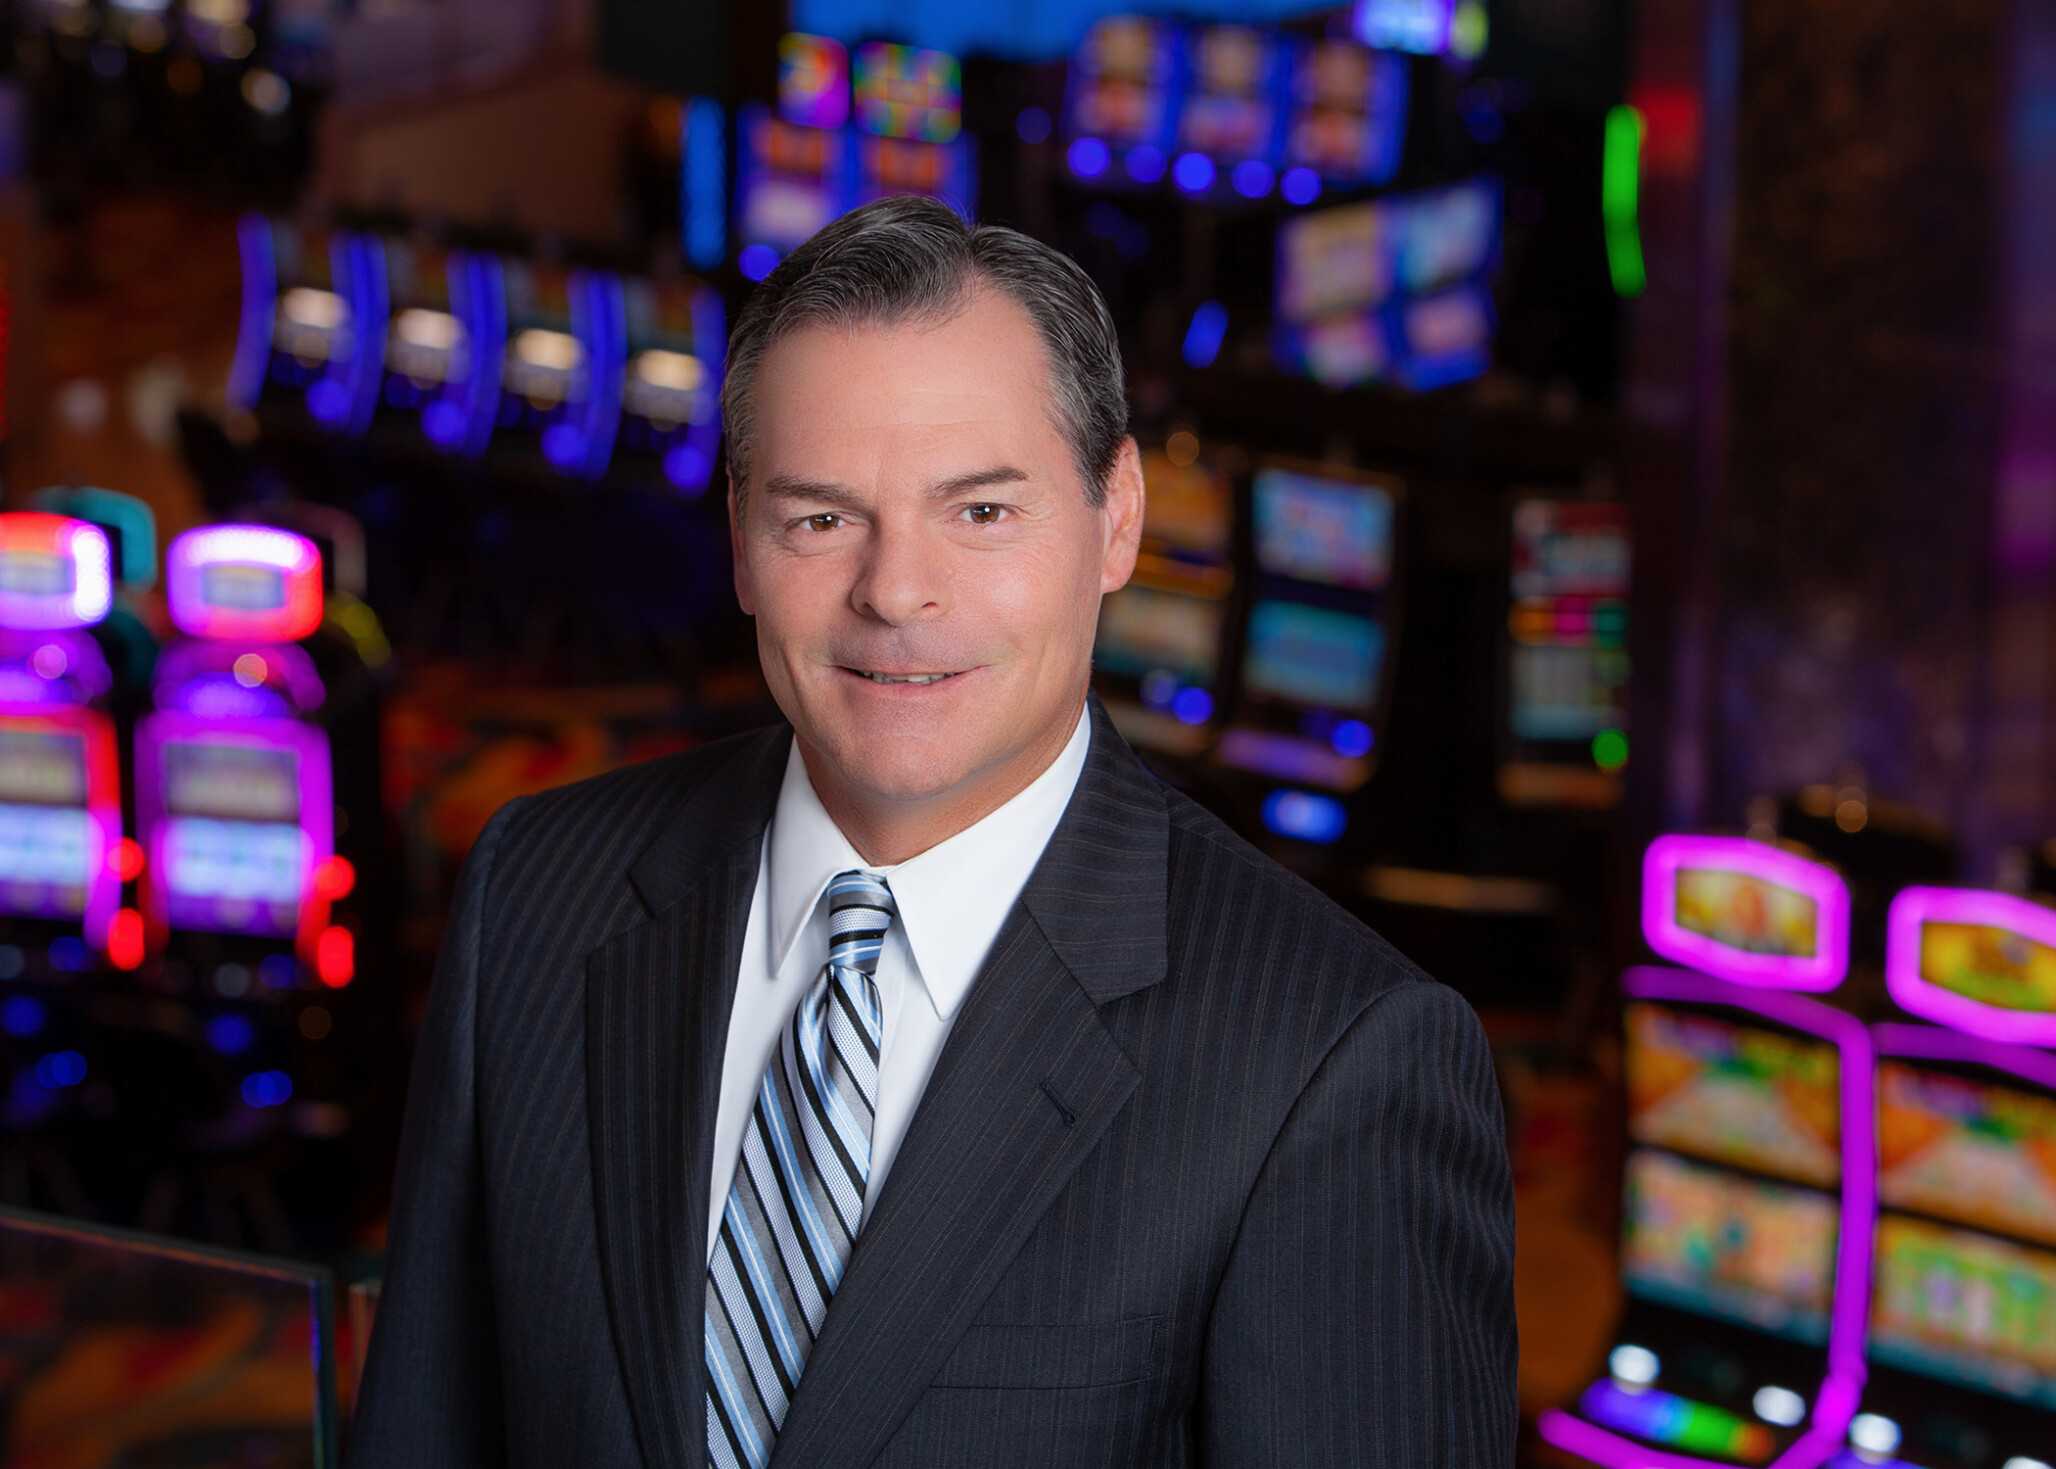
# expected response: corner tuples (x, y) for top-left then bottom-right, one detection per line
(0, 514), (112, 632)
(1066, 16), (1183, 152)
(1096, 585), (1226, 685)
(1176, 26), (1288, 165)
(137, 717), (332, 942)
(1242, 602), (1385, 711)
(1879, 1061), (2056, 1249)
(1870, 1216), (2056, 1407)
(1643, 836), (1850, 991)
(1507, 498), (1629, 745)
(1623, 1148), (1839, 1343)
(1393, 179), (1501, 296)
(1286, 39), (1408, 186)
(1276, 312), (1396, 389)
(738, 104), (853, 257)
(0, 726), (94, 920)
(1886, 887), (2056, 1045)
(1137, 451), (1233, 559)
(1396, 283), (1494, 391)
(853, 42), (961, 142)
(780, 33), (850, 129)
(1627, 1004), (1842, 1188)
(849, 132), (976, 215)
(166, 526), (323, 644)
(1277, 202), (1394, 324)
(1252, 469), (1396, 589)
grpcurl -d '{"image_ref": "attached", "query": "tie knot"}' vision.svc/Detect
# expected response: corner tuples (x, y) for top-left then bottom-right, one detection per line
(826, 869), (895, 977)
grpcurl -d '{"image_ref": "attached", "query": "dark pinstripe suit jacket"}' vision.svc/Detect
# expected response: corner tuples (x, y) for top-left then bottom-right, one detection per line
(347, 696), (1516, 1467)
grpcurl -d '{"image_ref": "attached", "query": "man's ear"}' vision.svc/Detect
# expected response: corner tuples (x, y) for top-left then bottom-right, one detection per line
(728, 472), (756, 616)
(1098, 436), (1145, 595)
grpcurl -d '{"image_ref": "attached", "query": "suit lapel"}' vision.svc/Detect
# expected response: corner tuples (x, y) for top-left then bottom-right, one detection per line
(587, 727), (789, 1469)
(767, 696), (1171, 1469)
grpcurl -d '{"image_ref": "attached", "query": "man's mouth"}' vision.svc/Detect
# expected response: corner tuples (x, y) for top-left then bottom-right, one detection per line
(846, 669), (965, 686)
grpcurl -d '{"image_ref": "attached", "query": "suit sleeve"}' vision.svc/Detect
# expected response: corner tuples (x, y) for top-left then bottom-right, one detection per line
(345, 798), (524, 1468)
(1200, 977), (1517, 1468)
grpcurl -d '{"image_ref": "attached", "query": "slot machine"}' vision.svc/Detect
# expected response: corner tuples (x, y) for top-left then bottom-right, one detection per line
(1209, 460), (1400, 859)
(486, 251), (627, 482)
(847, 42), (977, 216)
(1540, 836), (1871, 1469)
(231, 214), (388, 440)
(1091, 436), (1239, 777)
(1281, 35), (1409, 200)
(615, 271), (725, 498)
(1062, 15), (1186, 187)
(1840, 886), (2056, 1469)
(1170, 24), (1291, 200)
(736, 37), (856, 281)
(368, 226), (505, 460)
(29, 484), (163, 699)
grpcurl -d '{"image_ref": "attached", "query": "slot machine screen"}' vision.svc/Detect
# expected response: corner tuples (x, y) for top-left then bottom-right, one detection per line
(1277, 202), (1395, 324)
(1393, 179), (1500, 296)
(1673, 868), (1821, 960)
(0, 727), (93, 918)
(852, 42), (961, 142)
(1138, 451), (1234, 561)
(1176, 26), (1287, 167)
(1242, 602), (1385, 711)
(1915, 921), (2056, 1016)
(1096, 585), (1225, 685)
(158, 738), (307, 936)
(737, 104), (852, 258)
(1252, 468), (1395, 590)
(1870, 1216), (2056, 1406)
(1285, 39), (1408, 186)
(780, 33), (850, 130)
(1506, 499), (1630, 746)
(1879, 1062), (2056, 1248)
(1066, 16), (1183, 161)
(1623, 1148), (1840, 1343)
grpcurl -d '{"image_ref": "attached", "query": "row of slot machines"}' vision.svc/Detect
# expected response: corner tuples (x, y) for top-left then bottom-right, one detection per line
(1540, 838), (2056, 1469)
(1092, 440), (1628, 854)
(0, 494), (377, 1238)
(234, 216), (727, 496)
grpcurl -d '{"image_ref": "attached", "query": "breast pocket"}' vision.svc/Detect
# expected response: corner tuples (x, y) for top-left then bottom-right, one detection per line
(877, 1316), (1168, 1466)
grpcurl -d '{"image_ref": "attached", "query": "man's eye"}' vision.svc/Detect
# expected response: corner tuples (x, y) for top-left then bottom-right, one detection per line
(803, 513), (843, 532)
(963, 504), (1006, 525)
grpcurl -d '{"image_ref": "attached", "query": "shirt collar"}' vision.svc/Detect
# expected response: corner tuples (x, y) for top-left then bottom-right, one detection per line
(765, 702), (1092, 1021)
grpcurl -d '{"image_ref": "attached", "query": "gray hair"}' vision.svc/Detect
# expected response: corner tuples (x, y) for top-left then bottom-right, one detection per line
(721, 196), (1128, 512)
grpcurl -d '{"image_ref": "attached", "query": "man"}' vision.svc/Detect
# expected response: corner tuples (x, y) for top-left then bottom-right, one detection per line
(349, 196), (1515, 1468)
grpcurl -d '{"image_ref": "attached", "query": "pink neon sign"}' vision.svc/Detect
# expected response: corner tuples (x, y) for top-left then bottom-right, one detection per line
(165, 525), (324, 644)
(1642, 834), (1850, 991)
(1884, 886), (2056, 1047)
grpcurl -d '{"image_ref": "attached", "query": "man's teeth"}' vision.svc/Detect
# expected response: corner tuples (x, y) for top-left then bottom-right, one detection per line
(858, 671), (956, 684)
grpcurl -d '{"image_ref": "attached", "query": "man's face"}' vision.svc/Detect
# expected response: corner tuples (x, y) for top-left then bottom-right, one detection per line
(731, 287), (1143, 829)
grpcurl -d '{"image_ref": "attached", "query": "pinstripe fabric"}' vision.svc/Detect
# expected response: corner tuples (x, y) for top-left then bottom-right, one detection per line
(705, 872), (894, 1468)
(346, 694), (1517, 1469)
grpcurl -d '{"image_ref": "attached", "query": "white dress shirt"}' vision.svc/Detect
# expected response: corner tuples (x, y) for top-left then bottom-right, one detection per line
(705, 702), (1092, 1262)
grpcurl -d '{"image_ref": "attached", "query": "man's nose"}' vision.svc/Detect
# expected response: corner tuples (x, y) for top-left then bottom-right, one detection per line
(850, 520), (947, 626)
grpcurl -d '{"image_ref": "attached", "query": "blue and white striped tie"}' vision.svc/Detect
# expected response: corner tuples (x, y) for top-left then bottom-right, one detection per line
(705, 870), (894, 1469)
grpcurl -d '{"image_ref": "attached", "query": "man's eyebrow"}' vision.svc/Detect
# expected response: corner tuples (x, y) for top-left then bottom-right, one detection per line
(761, 474), (866, 509)
(928, 465), (1030, 498)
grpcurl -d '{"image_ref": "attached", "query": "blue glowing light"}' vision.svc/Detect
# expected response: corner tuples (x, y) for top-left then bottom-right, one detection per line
(305, 374), (350, 427)
(1068, 136), (1111, 178)
(205, 1014), (257, 1056)
(48, 938), (88, 974)
(1172, 686), (1215, 725)
(1126, 145), (1166, 183)
(738, 244), (781, 282)
(1231, 160), (1274, 199)
(242, 1069), (293, 1108)
(259, 954), (298, 990)
(1261, 790), (1348, 844)
(1281, 167), (1322, 207)
(541, 423), (588, 469)
(1172, 152), (1216, 193)
(685, 97), (727, 269)
(664, 442), (713, 494)
(1182, 301), (1229, 369)
(1, 996), (45, 1038)
(1016, 106), (1053, 144)
(1139, 669), (1179, 708)
(422, 399), (465, 447)
(35, 1050), (87, 1089)
(1331, 719), (1374, 758)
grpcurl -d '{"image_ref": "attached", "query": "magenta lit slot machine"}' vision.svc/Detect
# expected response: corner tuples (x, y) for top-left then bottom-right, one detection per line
(1833, 888), (2056, 1469)
(0, 512), (135, 982)
(1540, 835), (1874, 1469)
(132, 526), (354, 1003)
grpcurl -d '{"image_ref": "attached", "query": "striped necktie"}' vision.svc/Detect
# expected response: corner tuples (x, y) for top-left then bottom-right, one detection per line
(705, 869), (894, 1469)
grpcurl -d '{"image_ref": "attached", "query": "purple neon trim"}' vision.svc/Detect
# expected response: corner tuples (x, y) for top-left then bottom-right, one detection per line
(1642, 835), (1850, 991)
(229, 214), (277, 410)
(1884, 886), (2056, 1046)
(1551, 967), (1876, 1469)
(133, 710), (333, 941)
(1873, 1021), (2056, 1089)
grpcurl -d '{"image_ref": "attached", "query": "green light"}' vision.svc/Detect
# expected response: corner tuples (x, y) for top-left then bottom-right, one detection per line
(1602, 104), (1647, 297)
(1450, 1), (1489, 61)
(1593, 729), (1629, 771)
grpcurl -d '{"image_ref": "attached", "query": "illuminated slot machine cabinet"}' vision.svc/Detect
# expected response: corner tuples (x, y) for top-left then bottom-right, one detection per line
(1499, 497), (1631, 811)
(1540, 836), (1871, 1469)
(615, 271), (725, 498)
(847, 41), (976, 216)
(1091, 436), (1238, 776)
(1279, 35), (1409, 202)
(1836, 887), (2056, 1469)
(231, 214), (388, 442)
(485, 249), (627, 482)
(131, 526), (356, 1107)
(1062, 15), (1187, 187)
(1168, 24), (1290, 200)
(29, 485), (163, 701)
(370, 226), (505, 461)
(0, 513), (132, 983)
(735, 34), (857, 282)
(1210, 461), (1399, 859)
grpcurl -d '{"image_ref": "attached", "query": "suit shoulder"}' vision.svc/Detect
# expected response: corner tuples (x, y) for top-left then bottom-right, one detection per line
(1159, 781), (1435, 1016)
